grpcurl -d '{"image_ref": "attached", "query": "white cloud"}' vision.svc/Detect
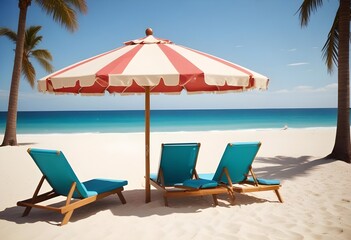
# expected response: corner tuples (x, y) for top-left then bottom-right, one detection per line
(274, 83), (337, 94)
(287, 62), (309, 67)
(307, 83), (338, 93)
(287, 48), (297, 52)
(294, 85), (314, 92)
(274, 89), (289, 93)
(324, 83), (338, 89)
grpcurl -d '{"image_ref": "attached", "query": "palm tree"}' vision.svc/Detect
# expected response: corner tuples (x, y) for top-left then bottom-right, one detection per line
(298, 0), (350, 163)
(0, 26), (53, 88)
(1, 0), (87, 146)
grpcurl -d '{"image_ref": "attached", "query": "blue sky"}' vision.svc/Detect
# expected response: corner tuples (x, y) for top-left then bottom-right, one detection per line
(0, 0), (340, 111)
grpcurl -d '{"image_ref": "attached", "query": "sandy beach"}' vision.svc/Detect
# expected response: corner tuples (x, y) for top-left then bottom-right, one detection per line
(0, 128), (350, 239)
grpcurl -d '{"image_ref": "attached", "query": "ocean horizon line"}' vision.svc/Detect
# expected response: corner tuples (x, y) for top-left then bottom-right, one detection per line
(0, 126), (338, 136)
(0, 108), (341, 134)
(0, 107), (340, 113)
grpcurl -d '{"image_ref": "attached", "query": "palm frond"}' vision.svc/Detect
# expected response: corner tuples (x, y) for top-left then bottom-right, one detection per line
(31, 49), (53, 61)
(35, 58), (54, 74)
(66, 0), (87, 14)
(3, 25), (54, 87)
(0, 27), (17, 43)
(31, 49), (54, 73)
(322, 8), (339, 73)
(25, 26), (42, 50)
(35, 0), (87, 32)
(25, 25), (41, 35)
(21, 55), (36, 88)
(297, 0), (324, 27)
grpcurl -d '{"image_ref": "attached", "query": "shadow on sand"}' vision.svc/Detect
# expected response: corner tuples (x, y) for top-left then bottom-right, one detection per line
(18, 142), (38, 146)
(0, 188), (269, 226)
(253, 156), (335, 180)
(0, 155), (336, 225)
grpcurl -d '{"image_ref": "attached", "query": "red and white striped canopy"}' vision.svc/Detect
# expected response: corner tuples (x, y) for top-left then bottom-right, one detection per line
(37, 29), (270, 203)
(38, 29), (269, 95)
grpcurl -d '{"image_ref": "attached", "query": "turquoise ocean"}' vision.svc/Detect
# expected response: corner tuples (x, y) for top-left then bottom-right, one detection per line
(0, 108), (341, 134)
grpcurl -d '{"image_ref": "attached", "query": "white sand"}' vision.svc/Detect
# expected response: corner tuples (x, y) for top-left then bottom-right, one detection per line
(0, 128), (350, 239)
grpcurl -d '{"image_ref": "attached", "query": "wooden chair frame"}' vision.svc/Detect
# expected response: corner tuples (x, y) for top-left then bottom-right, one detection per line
(150, 169), (233, 206)
(17, 175), (126, 226)
(220, 166), (283, 203)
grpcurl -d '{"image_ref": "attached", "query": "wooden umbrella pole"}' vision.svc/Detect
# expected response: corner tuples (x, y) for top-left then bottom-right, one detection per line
(145, 86), (151, 203)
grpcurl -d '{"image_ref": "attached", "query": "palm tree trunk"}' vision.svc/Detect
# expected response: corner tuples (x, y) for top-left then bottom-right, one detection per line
(1, 0), (30, 146)
(328, 0), (351, 163)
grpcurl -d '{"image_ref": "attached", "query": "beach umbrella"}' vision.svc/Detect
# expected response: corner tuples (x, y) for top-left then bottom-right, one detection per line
(38, 28), (269, 203)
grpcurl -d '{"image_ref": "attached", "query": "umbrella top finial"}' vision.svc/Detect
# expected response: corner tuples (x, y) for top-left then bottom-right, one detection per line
(145, 28), (153, 36)
(124, 28), (173, 45)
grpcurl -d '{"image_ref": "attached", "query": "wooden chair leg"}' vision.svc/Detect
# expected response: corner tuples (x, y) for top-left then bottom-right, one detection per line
(22, 176), (46, 217)
(212, 194), (218, 206)
(117, 191), (126, 204)
(227, 189), (236, 204)
(61, 210), (74, 226)
(58, 182), (77, 225)
(164, 196), (169, 207)
(22, 207), (32, 217)
(274, 190), (283, 203)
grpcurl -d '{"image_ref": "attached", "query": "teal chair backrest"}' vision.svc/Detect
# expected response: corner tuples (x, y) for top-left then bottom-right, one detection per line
(28, 148), (90, 198)
(212, 142), (261, 184)
(159, 143), (200, 186)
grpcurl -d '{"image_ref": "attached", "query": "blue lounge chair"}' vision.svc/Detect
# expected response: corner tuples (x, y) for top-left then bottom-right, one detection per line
(150, 143), (228, 206)
(199, 142), (283, 203)
(17, 148), (128, 225)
